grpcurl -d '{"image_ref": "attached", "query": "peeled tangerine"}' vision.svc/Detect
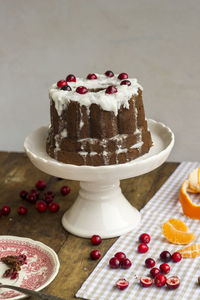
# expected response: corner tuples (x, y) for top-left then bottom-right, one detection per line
(177, 244), (200, 258)
(162, 218), (196, 245)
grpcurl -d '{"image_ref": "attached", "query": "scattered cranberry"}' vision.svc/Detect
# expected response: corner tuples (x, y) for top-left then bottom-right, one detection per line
(154, 274), (166, 287)
(1, 205), (11, 216)
(57, 80), (68, 88)
(76, 86), (88, 94)
(19, 190), (28, 200)
(118, 73), (128, 80)
(145, 258), (155, 268)
(11, 271), (18, 280)
(91, 235), (102, 245)
(45, 191), (55, 198)
(87, 73), (97, 80)
(90, 249), (101, 260)
(114, 252), (126, 262)
(166, 276), (180, 289)
(44, 194), (53, 204)
(105, 86), (117, 94)
(0, 210), (2, 217)
(150, 267), (160, 278)
(109, 257), (120, 269)
(61, 185), (70, 195)
(120, 80), (131, 86)
(105, 70), (114, 77)
(29, 189), (40, 199)
(121, 258), (132, 269)
(139, 233), (151, 244)
(66, 74), (76, 82)
(172, 252), (182, 263)
(36, 201), (47, 213)
(35, 180), (46, 191)
(115, 278), (129, 290)
(138, 243), (149, 253)
(61, 85), (72, 91)
(27, 193), (37, 203)
(140, 276), (153, 287)
(49, 202), (60, 212)
(160, 250), (171, 262)
(18, 206), (27, 215)
(160, 263), (170, 274)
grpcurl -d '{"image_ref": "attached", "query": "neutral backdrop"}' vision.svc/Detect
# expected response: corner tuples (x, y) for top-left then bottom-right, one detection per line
(0, 0), (199, 162)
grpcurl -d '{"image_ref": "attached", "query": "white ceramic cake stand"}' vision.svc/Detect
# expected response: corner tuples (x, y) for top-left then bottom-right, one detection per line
(24, 119), (174, 238)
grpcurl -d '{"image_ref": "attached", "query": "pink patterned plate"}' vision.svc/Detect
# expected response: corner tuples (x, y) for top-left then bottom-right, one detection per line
(0, 236), (60, 299)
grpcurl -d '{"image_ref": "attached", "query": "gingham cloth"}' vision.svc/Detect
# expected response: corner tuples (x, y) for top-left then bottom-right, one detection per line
(76, 161), (200, 300)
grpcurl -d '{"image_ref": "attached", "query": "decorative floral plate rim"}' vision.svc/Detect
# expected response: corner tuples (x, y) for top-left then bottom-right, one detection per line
(0, 235), (60, 300)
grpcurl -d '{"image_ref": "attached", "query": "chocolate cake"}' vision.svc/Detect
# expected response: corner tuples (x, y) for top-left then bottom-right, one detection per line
(46, 71), (152, 166)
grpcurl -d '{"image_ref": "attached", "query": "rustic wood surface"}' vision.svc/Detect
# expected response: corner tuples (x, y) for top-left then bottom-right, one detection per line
(0, 152), (179, 299)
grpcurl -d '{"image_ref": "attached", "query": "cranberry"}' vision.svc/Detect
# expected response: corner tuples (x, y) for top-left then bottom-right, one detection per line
(115, 278), (129, 290)
(87, 73), (97, 80)
(48, 202), (60, 212)
(19, 190), (28, 200)
(160, 250), (171, 262)
(57, 80), (68, 88)
(145, 258), (155, 268)
(172, 252), (182, 262)
(150, 267), (160, 278)
(105, 70), (114, 77)
(36, 201), (47, 212)
(114, 252), (126, 262)
(140, 276), (153, 287)
(166, 276), (180, 289)
(27, 193), (37, 203)
(66, 74), (76, 82)
(35, 179), (46, 191)
(138, 243), (149, 253)
(44, 194), (53, 204)
(91, 235), (102, 245)
(18, 254), (27, 264)
(139, 233), (151, 244)
(29, 189), (40, 199)
(120, 80), (131, 86)
(154, 274), (166, 287)
(18, 206), (27, 215)
(109, 257), (120, 269)
(61, 85), (72, 91)
(45, 190), (55, 198)
(118, 73), (128, 80)
(90, 249), (101, 260)
(105, 86), (117, 94)
(11, 271), (18, 280)
(3, 269), (12, 278)
(76, 86), (88, 94)
(121, 258), (132, 269)
(1, 205), (11, 216)
(61, 185), (70, 195)
(160, 263), (170, 274)
(0, 210), (2, 217)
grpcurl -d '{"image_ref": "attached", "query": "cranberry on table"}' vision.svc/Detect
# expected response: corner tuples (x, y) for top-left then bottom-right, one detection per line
(76, 86), (88, 94)
(61, 185), (70, 195)
(172, 252), (182, 262)
(160, 250), (171, 262)
(44, 194), (53, 204)
(36, 201), (47, 212)
(1, 205), (11, 216)
(91, 235), (102, 245)
(120, 80), (131, 86)
(114, 252), (126, 262)
(154, 274), (166, 287)
(35, 179), (46, 191)
(105, 86), (117, 94)
(138, 243), (149, 253)
(49, 202), (60, 212)
(90, 249), (101, 260)
(19, 190), (28, 200)
(105, 70), (114, 77)
(109, 257), (120, 269)
(166, 276), (180, 289)
(145, 258), (155, 268)
(87, 73), (97, 80)
(29, 189), (40, 199)
(27, 193), (37, 203)
(139, 233), (151, 244)
(18, 206), (27, 215)
(57, 80), (68, 88)
(160, 263), (170, 274)
(121, 258), (132, 269)
(118, 73), (128, 80)
(150, 267), (160, 278)
(115, 278), (129, 290)
(0, 210), (2, 217)
(140, 276), (153, 287)
(61, 85), (72, 91)
(66, 74), (76, 82)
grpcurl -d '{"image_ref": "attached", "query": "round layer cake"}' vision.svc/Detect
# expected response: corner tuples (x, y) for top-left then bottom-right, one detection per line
(46, 71), (152, 166)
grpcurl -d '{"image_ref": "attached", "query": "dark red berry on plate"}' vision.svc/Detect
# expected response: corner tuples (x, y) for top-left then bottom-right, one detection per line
(120, 80), (131, 86)
(36, 201), (47, 212)
(114, 252), (126, 262)
(118, 73), (128, 80)
(105, 70), (114, 77)
(166, 276), (180, 289)
(48, 202), (60, 212)
(109, 257), (120, 269)
(91, 235), (102, 245)
(154, 274), (166, 287)
(150, 267), (160, 278)
(160, 250), (171, 262)
(66, 74), (76, 82)
(160, 263), (170, 274)
(90, 249), (101, 260)
(18, 254), (27, 264)
(19, 190), (28, 200)
(121, 258), (132, 269)
(87, 73), (97, 80)
(18, 206), (27, 215)
(172, 252), (182, 262)
(76, 86), (88, 94)
(3, 269), (12, 278)
(35, 179), (46, 191)
(139, 233), (151, 244)
(145, 258), (155, 268)
(138, 243), (149, 253)
(105, 86), (117, 94)
(57, 80), (68, 88)
(61, 185), (70, 195)
(140, 276), (153, 287)
(11, 271), (18, 280)
(1, 205), (11, 216)
(27, 193), (37, 203)
(61, 85), (72, 91)
(115, 278), (129, 290)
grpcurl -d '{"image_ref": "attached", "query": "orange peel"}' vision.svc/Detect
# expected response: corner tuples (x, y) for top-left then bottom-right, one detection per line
(179, 180), (200, 219)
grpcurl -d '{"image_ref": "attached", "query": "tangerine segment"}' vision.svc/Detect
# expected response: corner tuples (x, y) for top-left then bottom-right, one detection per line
(179, 180), (200, 219)
(177, 244), (200, 258)
(162, 220), (196, 244)
(188, 168), (200, 193)
(167, 218), (188, 232)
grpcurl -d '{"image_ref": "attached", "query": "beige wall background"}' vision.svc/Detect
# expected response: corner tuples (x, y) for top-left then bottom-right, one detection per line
(0, 0), (199, 162)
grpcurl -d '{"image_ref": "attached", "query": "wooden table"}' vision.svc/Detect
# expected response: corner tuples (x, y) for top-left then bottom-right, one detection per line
(0, 152), (179, 299)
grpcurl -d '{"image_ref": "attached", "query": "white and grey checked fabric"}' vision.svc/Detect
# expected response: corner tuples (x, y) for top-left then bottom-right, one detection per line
(76, 162), (200, 300)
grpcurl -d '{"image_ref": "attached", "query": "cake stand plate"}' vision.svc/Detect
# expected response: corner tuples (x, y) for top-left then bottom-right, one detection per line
(24, 119), (174, 238)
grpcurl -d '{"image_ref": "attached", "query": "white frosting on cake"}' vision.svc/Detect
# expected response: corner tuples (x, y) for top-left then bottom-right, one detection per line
(49, 74), (143, 116)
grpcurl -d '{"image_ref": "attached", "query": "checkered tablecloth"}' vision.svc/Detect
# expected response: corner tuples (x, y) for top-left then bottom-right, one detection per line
(76, 162), (200, 300)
